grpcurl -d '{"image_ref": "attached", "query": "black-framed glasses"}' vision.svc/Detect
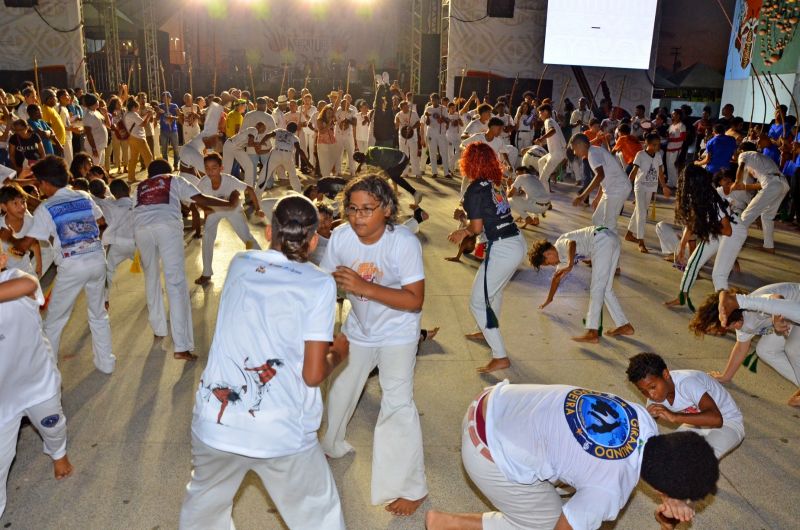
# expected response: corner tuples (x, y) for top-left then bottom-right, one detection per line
(345, 205), (380, 218)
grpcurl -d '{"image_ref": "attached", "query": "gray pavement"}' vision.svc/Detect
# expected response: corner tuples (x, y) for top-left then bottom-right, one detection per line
(2, 168), (799, 530)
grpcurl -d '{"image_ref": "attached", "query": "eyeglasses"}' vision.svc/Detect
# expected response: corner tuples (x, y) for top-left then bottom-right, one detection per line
(345, 205), (381, 218)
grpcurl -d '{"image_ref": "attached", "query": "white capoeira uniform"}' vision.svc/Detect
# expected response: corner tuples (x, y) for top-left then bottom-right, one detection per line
(180, 250), (345, 530)
(646, 370), (744, 459)
(538, 117), (567, 186)
(355, 112), (371, 154)
(462, 382), (658, 530)
(423, 104), (450, 176)
(181, 104), (201, 143)
(665, 122), (686, 187)
(655, 222), (682, 255)
(0, 211), (35, 275)
(446, 112), (463, 167)
(82, 109), (108, 166)
(0, 269), (67, 519)
(737, 151), (791, 249)
(555, 226), (629, 331)
(26, 187), (116, 373)
(133, 174), (202, 353)
(57, 104), (73, 165)
(515, 110), (534, 151)
(241, 110), (276, 177)
(396, 109), (421, 177)
(321, 224), (428, 506)
(102, 196), (136, 301)
(335, 105), (358, 176)
(223, 126), (258, 188)
(509, 173), (551, 220)
(627, 150), (663, 239)
(298, 105), (318, 159)
(734, 283), (800, 387)
(569, 108), (592, 140)
(587, 146), (631, 234)
(261, 129), (302, 192)
(178, 134), (206, 173)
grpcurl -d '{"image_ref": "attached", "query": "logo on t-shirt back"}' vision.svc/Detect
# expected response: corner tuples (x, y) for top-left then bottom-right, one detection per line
(136, 175), (172, 207)
(47, 198), (102, 257)
(564, 388), (641, 460)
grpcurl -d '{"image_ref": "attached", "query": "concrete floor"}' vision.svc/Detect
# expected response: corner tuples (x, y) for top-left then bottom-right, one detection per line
(2, 167), (800, 530)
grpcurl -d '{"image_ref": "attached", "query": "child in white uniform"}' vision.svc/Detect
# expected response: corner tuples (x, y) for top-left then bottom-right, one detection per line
(194, 152), (264, 286)
(508, 166), (551, 227)
(529, 226), (634, 343)
(627, 352), (744, 459)
(534, 104), (567, 187)
(180, 195), (348, 530)
(0, 184), (41, 275)
(133, 160), (238, 361)
(321, 175), (428, 516)
(0, 259), (72, 518)
(625, 133), (670, 253)
(103, 179), (136, 302)
(395, 101), (422, 178)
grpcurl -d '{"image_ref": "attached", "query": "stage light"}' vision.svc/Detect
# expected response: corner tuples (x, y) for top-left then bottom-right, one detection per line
(353, 0), (376, 5)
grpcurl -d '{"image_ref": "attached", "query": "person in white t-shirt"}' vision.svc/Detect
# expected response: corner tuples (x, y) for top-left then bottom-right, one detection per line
(194, 152), (263, 287)
(624, 133), (670, 253)
(335, 97), (358, 176)
(354, 99), (372, 154)
(665, 110), (687, 187)
(132, 160), (238, 362)
(179, 195), (349, 530)
(102, 179), (136, 303)
(0, 260), (73, 519)
(508, 166), (551, 228)
(529, 226), (634, 343)
(733, 143), (790, 251)
(493, 102), (514, 145)
(298, 94), (318, 164)
(425, 382), (720, 530)
(223, 123), (264, 188)
(321, 175), (428, 516)
(4, 156), (116, 373)
(180, 93), (201, 143)
(461, 103), (492, 139)
(395, 101), (422, 178)
(569, 97), (593, 138)
(260, 123), (311, 192)
(81, 94), (109, 166)
(694, 284), (800, 407)
(445, 102), (464, 168)
(533, 104), (567, 188)
(423, 93), (451, 178)
(571, 134), (632, 234)
(627, 352), (744, 459)
(0, 184), (41, 275)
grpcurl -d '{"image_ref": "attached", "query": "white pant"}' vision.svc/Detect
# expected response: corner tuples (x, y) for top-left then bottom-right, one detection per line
(261, 150), (300, 192)
(84, 140), (106, 166)
(516, 131), (533, 151)
(301, 128), (315, 159)
(336, 134), (356, 176)
(45, 255), (115, 373)
(656, 221), (680, 254)
(134, 221), (194, 352)
(321, 341), (428, 505)
(738, 294), (800, 324)
(739, 177), (790, 248)
(460, 406), (562, 530)
(627, 187), (654, 239)
(665, 150), (680, 187)
(0, 393), (67, 518)
(509, 196), (548, 220)
(586, 231), (628, 330)
(592, 191), (628, 234)
(537, 151), (566, 185)
(446, 136), (461, 170)
(223, 142), (256, 187)
(106, 241), (136, 301)
(179, 435), (344, 530)
(754, 326), (800, 386)
(469, 235), (527, 359)
(678, 422), (744, 460)
(63, 132), (73, 165)
(357, 138), (370, 154)
(183, 124), (201, 144)
(317, 143), (338, 177)
(201, 211), (260, 277)
(426, 134), (449, 176)
(399, 136), (421, 177)
(678, 222), (748, 294)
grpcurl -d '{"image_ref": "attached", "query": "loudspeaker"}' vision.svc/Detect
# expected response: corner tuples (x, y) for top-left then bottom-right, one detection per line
(4, 0), (38, 6)
(420, 33), (440, 95)
(487, 0), (515, 18)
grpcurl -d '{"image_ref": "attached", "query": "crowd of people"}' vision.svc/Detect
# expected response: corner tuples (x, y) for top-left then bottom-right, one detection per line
(0, 73), (799, 530)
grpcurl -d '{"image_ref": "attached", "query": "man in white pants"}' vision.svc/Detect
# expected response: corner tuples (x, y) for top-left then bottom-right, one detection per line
(242, 97), (277, 177)
(423, 93), (451, 178)
(533, 104), (567, 188)
(6, 156), (116, 373)
(425, 382), (719, 530)
(260, 123), (311, 192)
(132, 160), (238, 362)
(571, 134), (632, 234)
(733, 143), (791, 251)
(395, 101), (422, 178)
(223, 123), (264, 188)
(334, 96), (358, 176)
(298, 94), (318, 161)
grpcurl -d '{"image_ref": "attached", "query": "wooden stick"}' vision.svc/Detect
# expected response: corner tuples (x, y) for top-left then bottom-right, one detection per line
(509, 73), (519, 109)
(212, 67), (217, 95)
(371, 62), (377, 90)
(279, 64), (288, 96)
(345, 61), (351, 95)
(535, 64), (549, 99)
(89, 75), (97, 96)
(749, 73), (756, 136)
(303, 67), (311, 90)
(457, 65), (467, 102)
(556, 77), (571, 112)
(187, 57), (193, 96)
(159, 61), (167, 98)
(771, 72), (800, 137)
(126, 64), (134, 92)
(33, 56), (41, 101)
(248, 65), (256, 99)
(589, 72), (606, 110)
(617, 75), (627, 108)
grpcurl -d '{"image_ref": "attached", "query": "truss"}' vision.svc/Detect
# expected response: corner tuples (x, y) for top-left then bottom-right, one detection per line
(141, 0), (160, 98)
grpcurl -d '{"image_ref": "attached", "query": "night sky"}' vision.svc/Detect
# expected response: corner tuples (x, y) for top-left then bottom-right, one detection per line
(657, 0), (737, 73)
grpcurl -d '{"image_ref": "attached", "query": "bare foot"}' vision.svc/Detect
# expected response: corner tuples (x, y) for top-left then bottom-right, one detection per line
(386, 496), (427, 516)
(422, 327), (440, 342)
(662, 253), (675, 262)
(718, 291), (740, 327)
(788, 389), (800, 408)
(194, 275), (211, 286)
(193, 231), (202, 239)
(465, 331), (486, 341)
(624, 231), (638, 243)
(664, 297), (683, 307)
(53, 455), (73, 480)
(638, 243), (649, 253)
(583, 259), (592, 267)
(477, 357), (511, 373)
(524, 215), (539, 227)
(425, 510), (482, 530)
(606, 323), (635, 337)
(104, 301), (110, 311)
(572, 330), (600, 343)
(759, 247), (775, 254)
(733, 259), (741, 273)
(174, 351), (199, 361)
(444, 256), (461, 262)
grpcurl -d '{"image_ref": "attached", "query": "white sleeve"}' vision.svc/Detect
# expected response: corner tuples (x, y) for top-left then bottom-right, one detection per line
(227, 175), (248, 193)
(395, 230), (425, 285)
(303, 276), (336, 342)
(319, 229), (339, 273)
(587, 149), (604, 173)
(562, 487), (623, 530)
(173, 176), (202, 202)
(90, 196), (104, 220)
(678, 374), (711, 409)
(26, 204), (55, 241)
(632, 151), (646, 168)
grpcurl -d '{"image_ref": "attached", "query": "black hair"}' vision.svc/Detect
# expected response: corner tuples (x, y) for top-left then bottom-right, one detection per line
(570, 133), (590, 148)
(21, 87), (35, 98)
(641, 432), (719, 500)
(689, 289), (746, 337)
(671, 108), (684, 121)
(32, 155), (70, 188)
(342, 174), (398, 228)
(538, 104), (552, 114)
(203, 152), (223, 166)
(487, 117), (504, 128)
(477, 103), (493, 115)
(636, 104), (646, 111)
(286, 121), (298, 134)
(674, 165), (731, 243)
(302, 184), (318, 198)
(88, 179), (107, 199)
(712, 123), (726, 135)
(126, 97), (139, 111)
(618, 123), (631, 135)
(72, 177), (90, 191)
(739, 141), (757, 152)
(316, 203), (334, 218)
(731, 117), (744, 127)
(26, 103), (40, 116)
(0, 184), (25, 204)
(83, 93), (98, 107)
(88, 165), (109, 182)
(70, 152), (93, 180)
(148, 159), (173, 178)
(645, 132), (660, 143)
(109, 178), (130, 199)
(712, 167), (736, 186)
(528, 240), (554, 270)
(626, 353), (667, 383)
(271, 195), (319, 262)
(352, 151), (366, 164)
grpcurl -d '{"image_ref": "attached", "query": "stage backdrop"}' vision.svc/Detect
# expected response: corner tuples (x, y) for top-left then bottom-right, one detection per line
(721, 0), (800, 122)
(446, 0), (660, 112)
(0, 0), (86, 89)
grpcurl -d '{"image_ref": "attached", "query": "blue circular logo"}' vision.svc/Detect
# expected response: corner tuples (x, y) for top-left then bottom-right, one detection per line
(40, 414), (60, 429)
(564, 389), (641, 460)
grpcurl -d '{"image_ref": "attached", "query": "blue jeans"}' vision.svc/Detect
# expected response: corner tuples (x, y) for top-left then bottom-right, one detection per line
(159, 130), (180, 169)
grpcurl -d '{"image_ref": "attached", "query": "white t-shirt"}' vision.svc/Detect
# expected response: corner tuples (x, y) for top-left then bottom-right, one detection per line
(335, 106), (357, 132)
(486, 382), (657, 530)
(355, 112), (371, 143)
(16, 103), (30, 122)
(182, 104), (200, 128)
(554, 226), (606, 271)
(736, 283), (800, 342)
(192, 249), (336, 458)
(271, 108), (286, 129)
(0, 211), (35, 273)
(570, 109), (592, 128)
(446, 112), (463, 140)
(273, 129), (299, 152)
(27, 187), (104, 266)
(0, 164), (16, 183)
(202, 101), (225, 138)
(321, 224), (424, 346)
(716, 186), (751, 216)
(133, 174), (201, 227)
(462, 118), (488, 137)
(197, 173), (247, 212)
(83, 109), (109, 149)
(395, 110), (419, 140)
(511, 174), (551, 204)
(632, 150), (663, 192)
(646, 370), (744, 431)
(298, 106), (317, 131)
(496, 114), (513, 142)
(544, 117), (566, 156)
(423, 105), (447, 136)
(666, 122), (686, 152)
(587, 146), (631, 197)
(461, 133), (508, 162)
(124, 111), (147, 141)
(0, 269), (61, 425)
(102, 196), (134, 246)
(737, 151), (783, 186)
(228, 126), (258, 151)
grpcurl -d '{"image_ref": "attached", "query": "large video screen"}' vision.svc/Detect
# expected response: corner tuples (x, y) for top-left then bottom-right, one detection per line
(543, 0), (658, 70)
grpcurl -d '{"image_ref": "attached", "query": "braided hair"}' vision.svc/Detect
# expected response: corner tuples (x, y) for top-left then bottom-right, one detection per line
(673, 165), (731, 243)
(271, 195), (320, 263)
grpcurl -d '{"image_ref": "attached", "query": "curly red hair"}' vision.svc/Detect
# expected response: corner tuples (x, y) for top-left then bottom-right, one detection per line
(460, 142), (503, 185)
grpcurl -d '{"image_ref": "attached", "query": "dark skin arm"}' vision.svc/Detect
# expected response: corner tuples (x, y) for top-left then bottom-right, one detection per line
(648, 392), (723, 428)
(573, 165), (605, 205)
(302, 334), (349, 387)
(190, 190), (240, 210)
(332, 271), (425, 312)
(732, 162), (762, 192)
(540, 241), (576, 309)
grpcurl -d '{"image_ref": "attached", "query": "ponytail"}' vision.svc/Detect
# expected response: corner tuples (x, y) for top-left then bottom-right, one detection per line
(271, 195), (319, 262)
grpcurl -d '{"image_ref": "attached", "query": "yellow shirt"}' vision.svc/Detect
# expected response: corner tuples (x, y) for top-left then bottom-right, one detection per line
(41, 104), (66, 145)
(225, 110), (243, 138)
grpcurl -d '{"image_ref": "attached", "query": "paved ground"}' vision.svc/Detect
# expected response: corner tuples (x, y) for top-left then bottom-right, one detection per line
(2, 166), (799, 530)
